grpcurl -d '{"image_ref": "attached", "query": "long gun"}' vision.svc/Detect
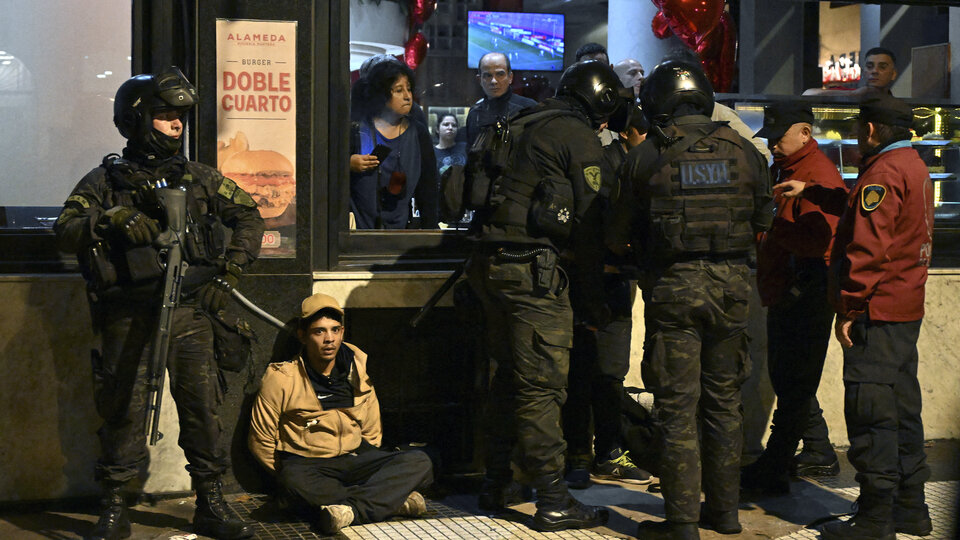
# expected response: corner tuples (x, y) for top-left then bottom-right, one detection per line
(145, 186), (189, 445)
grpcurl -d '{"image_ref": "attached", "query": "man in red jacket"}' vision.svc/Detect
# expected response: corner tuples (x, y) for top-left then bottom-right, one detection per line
(820, 92), (934, 540)
(741, 103), (847, 495)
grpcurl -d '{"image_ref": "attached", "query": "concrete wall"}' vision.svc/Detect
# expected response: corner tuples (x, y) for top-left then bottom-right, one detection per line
(1, 269), (958, 503)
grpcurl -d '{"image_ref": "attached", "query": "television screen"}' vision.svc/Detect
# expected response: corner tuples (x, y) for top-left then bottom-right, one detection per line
(467, 11), (565, 72)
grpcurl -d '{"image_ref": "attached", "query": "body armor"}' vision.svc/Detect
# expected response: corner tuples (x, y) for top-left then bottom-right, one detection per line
(642, 122), (758, 260)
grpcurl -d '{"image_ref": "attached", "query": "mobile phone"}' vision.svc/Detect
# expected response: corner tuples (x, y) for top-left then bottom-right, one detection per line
(372, 144), (392, 161)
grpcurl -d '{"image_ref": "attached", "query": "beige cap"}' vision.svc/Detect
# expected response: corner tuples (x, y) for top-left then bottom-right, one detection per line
(300, 293), (344, 319)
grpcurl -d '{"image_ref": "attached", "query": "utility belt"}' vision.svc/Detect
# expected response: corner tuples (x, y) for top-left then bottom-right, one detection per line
(669, 252), (750, 265)
(485, 243), (566, 294)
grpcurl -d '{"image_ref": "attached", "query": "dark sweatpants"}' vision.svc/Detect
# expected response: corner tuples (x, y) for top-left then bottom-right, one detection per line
(277, 445), (433, 524)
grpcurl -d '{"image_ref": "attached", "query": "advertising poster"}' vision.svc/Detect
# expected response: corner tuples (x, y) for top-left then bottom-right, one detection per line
(216, 19), (297, 257)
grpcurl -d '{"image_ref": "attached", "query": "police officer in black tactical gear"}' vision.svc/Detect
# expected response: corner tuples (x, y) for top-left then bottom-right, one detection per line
(608, 60), (772, 540)
(466, 59), (623, 532)
(55, 67), (264, 540)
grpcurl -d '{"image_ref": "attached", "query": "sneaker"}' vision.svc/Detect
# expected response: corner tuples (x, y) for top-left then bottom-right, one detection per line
(592, 448), (652, 485)
(396, 491), (427, 517)
(316, 504), (355, 535)
(791, 449), (840, 477)
(565, 455), (592, 490)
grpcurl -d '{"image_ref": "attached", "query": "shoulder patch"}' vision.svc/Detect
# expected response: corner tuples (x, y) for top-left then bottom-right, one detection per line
(583, 165), (602, 192)
(66, 194), (91, 209)
(861, 184), (886, 212)
(217, 177), (238, 200)
(233, 187), (257, 208)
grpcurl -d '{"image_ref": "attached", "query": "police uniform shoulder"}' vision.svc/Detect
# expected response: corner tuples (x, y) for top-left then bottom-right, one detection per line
(473, 97), (486, 106)
(183, 160), (222, 178)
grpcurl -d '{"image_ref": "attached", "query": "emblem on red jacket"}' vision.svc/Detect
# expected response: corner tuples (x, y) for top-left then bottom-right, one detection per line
(861, 184), (886, 212)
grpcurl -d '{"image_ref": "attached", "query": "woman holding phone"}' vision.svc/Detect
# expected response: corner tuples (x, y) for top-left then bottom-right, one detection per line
(349, 60), (438, 229)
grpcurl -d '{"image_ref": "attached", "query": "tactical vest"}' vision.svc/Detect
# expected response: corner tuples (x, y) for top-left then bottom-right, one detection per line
(90, 156), (225, 289)
(480, 111), (578, 244)
(642, 123), (757, 260)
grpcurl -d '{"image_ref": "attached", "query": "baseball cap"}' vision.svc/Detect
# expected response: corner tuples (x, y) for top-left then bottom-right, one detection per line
(300, 293), (344, 319)
(754, 102), (815, 142)
(858, 91), (914, 128)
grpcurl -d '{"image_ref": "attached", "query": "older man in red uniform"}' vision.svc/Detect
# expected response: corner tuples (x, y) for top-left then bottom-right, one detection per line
(820, 92), (934, 540)
(741, 103), (847, 495)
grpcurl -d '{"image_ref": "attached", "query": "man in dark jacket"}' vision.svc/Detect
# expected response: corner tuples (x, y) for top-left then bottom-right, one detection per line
(609, 59), (772, 539)
(55, 67), (264, 540)
(740, 102), (846, 495)
(463, 52), (537, 148)
(467, 60), (624, 532)
(820, 92), (933, 540)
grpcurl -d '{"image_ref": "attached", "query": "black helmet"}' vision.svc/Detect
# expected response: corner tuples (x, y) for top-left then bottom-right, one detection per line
(640, 60), (714, 124)
(556, 60), (625, 129)
(114, 66), (197, 158)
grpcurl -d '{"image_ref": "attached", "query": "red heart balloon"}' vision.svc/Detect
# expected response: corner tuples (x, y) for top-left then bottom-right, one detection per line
(410, 0), (437, 27)
(652, 11), (674, 39)
(404, 31), (428, 70)
(661, 0), (724, 41)
(695, 12), (736, 92)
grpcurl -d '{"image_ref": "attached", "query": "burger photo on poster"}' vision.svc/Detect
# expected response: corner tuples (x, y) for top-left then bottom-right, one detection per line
(218, 131), (296, 223)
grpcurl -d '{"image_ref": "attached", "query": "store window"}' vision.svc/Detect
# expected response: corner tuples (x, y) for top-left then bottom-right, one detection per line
(0, 1), (131, 229)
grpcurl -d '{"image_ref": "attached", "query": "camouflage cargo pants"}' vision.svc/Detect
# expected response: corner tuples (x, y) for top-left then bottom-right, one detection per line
(467, 246), (573, 483)
(641, 260), (751, 523)
(93, 299), (227, 484)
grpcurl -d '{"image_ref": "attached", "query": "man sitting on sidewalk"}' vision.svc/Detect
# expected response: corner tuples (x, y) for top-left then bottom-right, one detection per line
(249, 293), (434, 535)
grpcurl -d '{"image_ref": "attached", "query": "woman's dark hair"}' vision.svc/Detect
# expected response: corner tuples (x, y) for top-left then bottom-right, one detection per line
(436, 113), (458, 132)
(352, 60), (415, 121)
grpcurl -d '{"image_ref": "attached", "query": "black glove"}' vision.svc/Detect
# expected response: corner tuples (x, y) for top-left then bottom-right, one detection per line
(198, 260), (243, 313)
(101, 206), (160, 245)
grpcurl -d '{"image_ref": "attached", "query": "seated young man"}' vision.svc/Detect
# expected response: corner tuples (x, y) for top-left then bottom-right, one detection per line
(249, 293), (434, 534)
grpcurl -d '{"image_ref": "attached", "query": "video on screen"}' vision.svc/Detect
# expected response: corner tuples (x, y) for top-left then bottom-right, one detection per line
(467, 11), (565, 72)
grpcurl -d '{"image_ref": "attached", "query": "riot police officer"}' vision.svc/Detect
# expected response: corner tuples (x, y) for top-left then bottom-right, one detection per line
(608, 60), (772, 540)
(55, 67), (264, 540)
(466, 60), (622, 532)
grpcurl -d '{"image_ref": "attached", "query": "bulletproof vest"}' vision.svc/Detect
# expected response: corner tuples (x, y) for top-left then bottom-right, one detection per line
(96, 156), (225, 287)
(642, 122), (757, 260)
(478, 110), (578, 244)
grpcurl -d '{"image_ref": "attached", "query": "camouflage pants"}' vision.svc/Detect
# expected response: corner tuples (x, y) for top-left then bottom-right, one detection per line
(467, 247), (572, 484)
(641, 261), (751, 523)
(92, 298), (227, 484)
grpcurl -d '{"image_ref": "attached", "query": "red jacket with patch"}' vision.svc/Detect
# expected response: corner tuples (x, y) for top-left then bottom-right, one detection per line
(829, 144), (934, 322)
(757, 139), (848, 306)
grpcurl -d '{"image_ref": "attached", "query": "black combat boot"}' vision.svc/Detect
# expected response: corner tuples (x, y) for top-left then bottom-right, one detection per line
(699, 502), (741, 534)
(193, 477), (255, 540)
(740, 456), (790, 495)
(819, 492), (895, 540)
(85, 482), (130, 540)
(531, 473), (609, 531)
(477, 475), (532, 513)
(894, 486), (933, 536)
(636, 520), (700, 539)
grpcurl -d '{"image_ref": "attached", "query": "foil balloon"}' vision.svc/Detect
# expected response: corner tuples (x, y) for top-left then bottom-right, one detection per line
(410, 0), (437, 27)
(695, 11), (737, 92)
(652, 10), (673, 40)
(660, 0), (724, 40)
(403, 31), (428, 70)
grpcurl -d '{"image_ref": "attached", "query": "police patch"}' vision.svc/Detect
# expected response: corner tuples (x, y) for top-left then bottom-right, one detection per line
(217, 177), (238, 200)
(679, 159), (731, 188)
(66, 194), (91, 209)
(861, 184), (886, 212)
(233, 187), (257, 208)
(583, 166), (602, 192)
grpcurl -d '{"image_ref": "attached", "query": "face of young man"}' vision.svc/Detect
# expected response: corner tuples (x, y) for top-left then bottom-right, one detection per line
(299, 316), (344, 364)
(478, 53), (513, 99)
(863, 53), (897, 90)
(771, 123), (810, 159)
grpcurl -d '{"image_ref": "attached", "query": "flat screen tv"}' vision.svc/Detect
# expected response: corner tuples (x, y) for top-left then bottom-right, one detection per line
(467, 11), (565, 72)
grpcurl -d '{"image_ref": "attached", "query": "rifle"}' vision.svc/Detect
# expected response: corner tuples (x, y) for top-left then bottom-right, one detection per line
(145, 186), (189, 445)
(409, 256), (470, 329)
